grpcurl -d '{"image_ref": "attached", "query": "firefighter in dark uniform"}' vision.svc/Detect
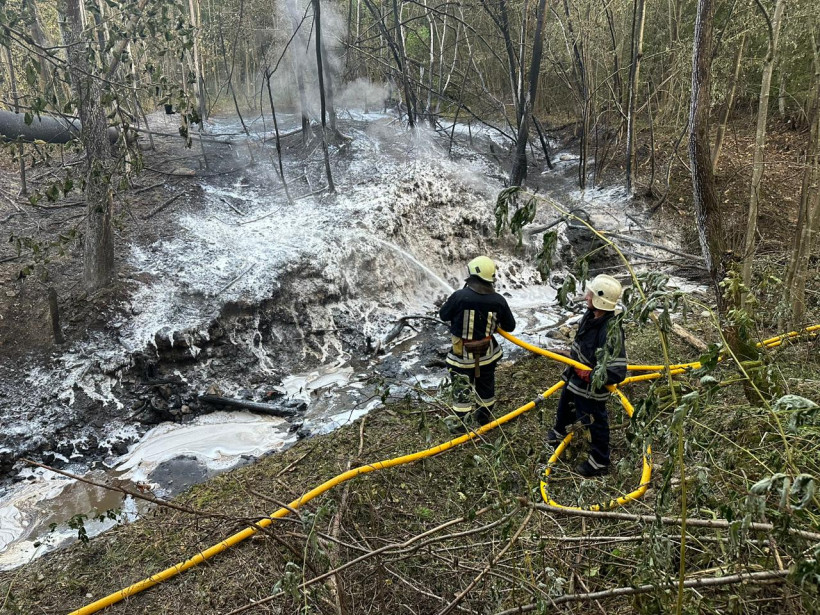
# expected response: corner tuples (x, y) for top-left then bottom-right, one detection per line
(439, 256), (516, 432)
(546, 274), (627, 477)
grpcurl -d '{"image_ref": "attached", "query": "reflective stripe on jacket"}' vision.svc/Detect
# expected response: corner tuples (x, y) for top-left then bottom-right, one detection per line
(439, 278), (516, 369)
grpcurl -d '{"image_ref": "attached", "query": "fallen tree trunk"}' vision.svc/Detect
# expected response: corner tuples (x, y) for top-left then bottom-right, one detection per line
(198, 394), (298, 418)
(0, 109), (119, 144)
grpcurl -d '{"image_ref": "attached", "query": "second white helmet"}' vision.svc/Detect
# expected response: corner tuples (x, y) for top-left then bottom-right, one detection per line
(585, 274), (622, 311)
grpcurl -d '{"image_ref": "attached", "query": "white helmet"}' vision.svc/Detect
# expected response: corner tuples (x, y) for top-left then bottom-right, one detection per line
(585, 274), (622, 311)
(467, 256), (496, 283)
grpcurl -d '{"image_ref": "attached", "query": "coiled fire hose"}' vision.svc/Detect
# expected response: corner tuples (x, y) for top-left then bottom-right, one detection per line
(68, 324), (819, 615)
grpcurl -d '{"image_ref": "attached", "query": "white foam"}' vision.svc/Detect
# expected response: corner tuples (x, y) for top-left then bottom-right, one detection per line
(116, 411), (291, 481)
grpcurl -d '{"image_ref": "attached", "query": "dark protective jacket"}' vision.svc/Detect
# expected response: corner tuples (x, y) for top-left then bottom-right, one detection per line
(439, 277), (516, 369)
(563, 309), (627, 401)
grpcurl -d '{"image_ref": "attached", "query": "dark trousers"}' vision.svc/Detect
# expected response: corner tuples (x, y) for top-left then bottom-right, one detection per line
(448, 362), (496, 423)
(553, 387), (610, 466)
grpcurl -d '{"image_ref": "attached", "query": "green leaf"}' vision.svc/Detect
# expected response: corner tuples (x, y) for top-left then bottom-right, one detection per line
(45, 183), (60, 202)
(536, 231), (558, 281)
(509, 197), (537, 245)
(557, 276), (576, 308)
(575, 257), (589, 284)
(24, 61), (38, 87)
(494, 187), (517, 237)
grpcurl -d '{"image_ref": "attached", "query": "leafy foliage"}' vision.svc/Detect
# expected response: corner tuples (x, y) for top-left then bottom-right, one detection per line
(535, 230), (558, 280)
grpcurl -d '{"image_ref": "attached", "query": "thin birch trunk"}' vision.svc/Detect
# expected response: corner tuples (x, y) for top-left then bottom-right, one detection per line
(391, 0), (416, 126)
(264, 69), (292, 202)
(510, 0), (548, 186)
(286, 0), (312, 142)
(741, 0), (786, 295)
(712, 32), (745, 173)
(425, 0), (435, 125)
(189, 0), (208, 123)
(4, 45), (27, 195)
(783, 33), (820, 324)
(625, 0), (647, 195)
(21, 0), (50, 89)
(312, 0), (336, 192)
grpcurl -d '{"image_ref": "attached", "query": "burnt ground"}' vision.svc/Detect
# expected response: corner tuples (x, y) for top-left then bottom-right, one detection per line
(0, 112), (817, 482)
(0, 115), (339, 477)
(0, 111), (521, 482)
(1, 115), (812, 360)
(2, 330), (818, 615)
(0, 130), (203, 357)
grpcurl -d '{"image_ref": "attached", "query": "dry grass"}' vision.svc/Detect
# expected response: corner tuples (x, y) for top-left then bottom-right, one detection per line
(2, 319), (818, 615)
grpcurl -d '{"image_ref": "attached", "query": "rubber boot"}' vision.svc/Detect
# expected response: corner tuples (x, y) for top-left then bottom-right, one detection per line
(474, 406), (493, 427)
(448, 413), (471, 435)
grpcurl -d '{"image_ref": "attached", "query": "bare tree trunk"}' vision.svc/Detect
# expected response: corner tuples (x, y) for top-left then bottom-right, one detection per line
(424, 0), (435, 126)
(391, 0), (416, 126)
(264, 69), (292, 202)
(510, 0), (548, 186)
(516, 0), (530, 132)
(712, 32), (745, 173)
(189, 0), (208, 123)
(20, 0), (50, 89)
(602, 0), (623, 111)
(319, 23), (339, 134)
(625, 0), (647, 195)
(98, 1), (113, 58)
(783, 33), (820, 325)
(480, 0), (520, 127)
(286, 0), (312, 143)
(560, 0), (590, 189)
(689, 0), (726, 310)
(313, 0), (336, 192)
(362, 0), (416, 128)
(532, 115), (554, 170)
(103, 0), (151, 80)
(741, 0), (786, 295)
(3, 44), (27, 195)
(218, 11), (251, 138)
(59, 0), (116, 291)
(433, 10), (450, 116)
(786, 115), (819, 325)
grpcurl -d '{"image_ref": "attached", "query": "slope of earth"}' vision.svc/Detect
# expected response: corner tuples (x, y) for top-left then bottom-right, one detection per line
(1, 319), (818, 614)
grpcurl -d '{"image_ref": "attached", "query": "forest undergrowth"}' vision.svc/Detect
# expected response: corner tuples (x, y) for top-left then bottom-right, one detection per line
(2, 299), (819, 614)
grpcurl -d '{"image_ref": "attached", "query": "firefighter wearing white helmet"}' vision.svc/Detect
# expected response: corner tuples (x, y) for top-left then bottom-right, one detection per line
(439, 256), (515, 433)
(585, 274), (622, 311)
(545, 274), (627, 477)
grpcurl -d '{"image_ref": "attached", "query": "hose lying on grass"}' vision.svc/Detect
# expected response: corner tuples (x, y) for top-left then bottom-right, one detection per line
(69, 324), (819, 615)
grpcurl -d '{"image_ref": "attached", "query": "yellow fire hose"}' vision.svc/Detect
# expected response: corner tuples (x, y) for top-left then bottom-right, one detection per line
(499, 325), (819, 511)
(70, 383), (565, 615)
(69, 324), (819, 614)
(495, 329), (654, 511)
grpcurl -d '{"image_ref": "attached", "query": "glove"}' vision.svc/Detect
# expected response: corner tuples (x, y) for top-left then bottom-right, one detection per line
(574, 367), (591, 383)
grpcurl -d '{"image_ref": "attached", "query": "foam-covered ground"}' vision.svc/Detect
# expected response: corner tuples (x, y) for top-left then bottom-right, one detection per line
(0, 111), (702, 569)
